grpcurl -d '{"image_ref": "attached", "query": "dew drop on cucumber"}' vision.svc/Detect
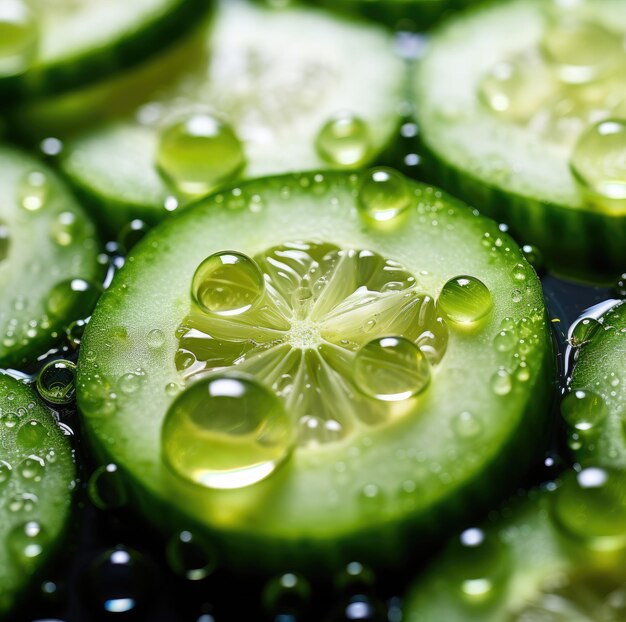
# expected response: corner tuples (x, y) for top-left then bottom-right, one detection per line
(46, 278), (102, 321)
(569, 317), (601, 346)
(36, 359), (77, 405)
(88, 464), (127, 511)
(51, 210), (83, 247)
(0, 0), (38, 77)
(315, 113), (371, 167)
(161, 374), (295, 490)
(7, 521), (49, 568)
(18, 455), (44, 482)
(156, 114), (246, 195)
(263, 572), (311, 618)
(166, 530), (217, 581)
(192, 251), (265, 316)
(570, 119), (626, 212)
(358, 168), (412, 224)
(16, 419), (48, 450)
(354, 336), (431, 402)
(0, 461), (11, 489)
(560, 389), (607, 433)
(438, 276), (493, 325)
(18, 170), (49, 212)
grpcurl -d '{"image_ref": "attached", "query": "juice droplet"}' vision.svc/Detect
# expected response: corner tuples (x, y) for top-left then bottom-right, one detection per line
(161, 374), (295, 489)
(541, 20), (624, 84)
(315, 113), (371, 166)
(0, 0), (38, 77)
(354, 336), (431, 402)
(0, 222), (10, 262)
(46, 278), (102, 320)
(570, 119), (626, 212)
(88, 464), (127, 511)
(8, 521), (49, 568)
(36, 359), (77, 405)
(357, 168), (412, 223)
(18, 170), (49, 211)
(166, 531), (217, 581)
(551, 467), (626, 551)
(192, 251), (264, 316)
(438, 276), (493, 324)
(570, 317), (601, 346)
(561, 389), (607, 433)
(156, 114), (245, 195)
(450, 528), (510, 603)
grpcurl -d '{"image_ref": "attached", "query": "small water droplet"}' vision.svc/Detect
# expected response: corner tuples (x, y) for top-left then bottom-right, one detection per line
(357, 168), (412, 224)
(315, 113), (371, 167)
(87, 464), (127, 511)
(438, 276), (493, 324)
(491, 369), (512, 396)
(146, 329), (165, 349)
(36, 359), (76, 405)
(561, 389), (607, 433)
(18, 170), (49, 211)
(263, 572), (311, 617)
(452, 411), (483, 439)
(117, 219), (149, 253)
(8, 521), (49, 568)
(166, 530), (217, 581)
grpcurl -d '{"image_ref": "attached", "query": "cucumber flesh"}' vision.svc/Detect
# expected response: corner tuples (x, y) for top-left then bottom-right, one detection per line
(0, 0), (211, 103)
(0, 373), (76, 616)
(413, 0), (626, 281)
(0, 144), (100, 368)
(60, 0), (405, 234)
(77, 170), (554, 572)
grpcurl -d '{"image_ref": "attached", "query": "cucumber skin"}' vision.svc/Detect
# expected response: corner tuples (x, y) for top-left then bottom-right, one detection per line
(0, 0), (213, 105)
(415, 139), (626, 285)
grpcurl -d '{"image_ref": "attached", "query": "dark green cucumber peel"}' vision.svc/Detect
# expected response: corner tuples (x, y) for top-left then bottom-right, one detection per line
(77, 170), (555, 573)
(412, 0), (626, 283)
(58, 1), (406, 235)
(0, 145), (100, 368)
(0, 374), (76, 616)
(0, 0), (212, 104)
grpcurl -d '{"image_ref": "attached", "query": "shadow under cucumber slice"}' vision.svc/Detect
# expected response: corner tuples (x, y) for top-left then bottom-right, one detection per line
(0, 374), (76, 617)
(77, 170), (555, 573)
(0, 144), (100, 368)
(413, 0), (626, 283)
(59, 0), (405, 235)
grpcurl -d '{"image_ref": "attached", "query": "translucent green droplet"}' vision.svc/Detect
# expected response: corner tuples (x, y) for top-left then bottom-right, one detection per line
(161, 374), (295, 489)
(561, 389), (607, 433)
(36, 359), (77, 405)
(8, 521), (49, 568)
(0, 0), (38, 77)
(0, 460), (12, 488)
(570, 317), (601, 346)
(16, 419), (48, 450)
(166, 530), (217, 581)
(117, 219), (149, 253)
(541, 20), (624, 84)
(18, 170), (49, 212)
(263, 572), (311, 616)
(357, 168), (412, 223)
(438, 276), (493, 324)
(570, 119), (626, 213)
(551, 467), (626, 551)
(354, 336), (431, 402)
(315, 113), (371, 167)
(156, 114), (245, 195)
(46, 278), (102, 321)
(18, 455), (44, 481)
(192, 251), (264, 316)
(51, 211), (83, 246)
(88, 464), (127, 511)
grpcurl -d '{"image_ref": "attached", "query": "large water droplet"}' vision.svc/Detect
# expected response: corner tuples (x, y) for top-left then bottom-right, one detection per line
(36, 359), (77, 405)
(438, 276), (493, 324)
(561, 389), (608, 433)
(354, 336), (431, 402)
(8, 521), (49, 568)
(156, 114), (245, 195)
(162, 374), (295, 490)
(192, 251), (264, 316)
(16, 419), (48, 450)
(0, 0), (38, 77)
(315, 113), (371, 167)
(357, 168), (412, 223)
(570, 317), (601, 346)
(46, 278), (102, 321)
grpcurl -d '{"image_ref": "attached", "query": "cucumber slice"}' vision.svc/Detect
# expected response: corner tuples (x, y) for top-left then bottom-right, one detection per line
(413, 0), (626, 282)
(0, 144), (100, 368)
(565, 301), (626, 467)
(0, 373), (76, 616)
(0, 0), (210, 104)
(405, 482), (626, 621)
(77, 170), (554, 572)
(59, 0), (405, 235)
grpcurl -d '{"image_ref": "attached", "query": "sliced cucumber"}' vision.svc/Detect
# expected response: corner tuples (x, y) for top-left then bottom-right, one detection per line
(0, 373), (76, 616)
(405, 481), (626, 621)
(0, 0), (210, 104)
(565, 301), (626, 467)
(0, 144), (100, 368)
(59, 0), (405, 235)
(413, 0), (626, 282)
(77, 170), (554, 572)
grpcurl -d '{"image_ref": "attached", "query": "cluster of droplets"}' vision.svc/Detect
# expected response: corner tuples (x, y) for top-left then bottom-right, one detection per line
(478, 6), (626, 212)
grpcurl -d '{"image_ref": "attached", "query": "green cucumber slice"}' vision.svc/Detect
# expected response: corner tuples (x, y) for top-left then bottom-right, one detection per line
(59, 0), (405, 235)
(0, 0), (210, 104)
(565, 301), (626, 467)
(77, 170), (554, 572)
(405, 481), (626, 621)
(413, 0), (626, 282)
(0, 144), (99, 368)
(0, 373), (76, 616)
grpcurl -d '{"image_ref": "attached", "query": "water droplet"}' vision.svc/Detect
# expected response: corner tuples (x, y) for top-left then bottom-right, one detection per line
(88, 464), (127, 511)
(66, 318), (88, 348)
(36, 359), (76, 405)
(315, 113), (371, 167)
(16, 419), (48, 449)
(570, 119), (626, 212)
(452, 411), (483, 439)
(614, 273), (626, 298)
(51, 211), (83, 246)
(354, 336), (431, 402)
(117, 219), (149, 253)
(119, 372), (141, 395)
(18, 170), (49, 211)
(551, 467), (626, 551)
(0, 460), (12, 488)
(511, 263), (527, 282)
(146, 329), (165, 349)
(438, 276), (493, 324)
(570, 317), (601, 346)
(46, 278), (101, 320)
(166, 530), (217, 581)
(8, 521), (49, 568)
(263, 572), (311, 617)
(162, 374), (295, 489)
(357, 168), (412, 223)
(521, 245), (545, 274)
(18, 455), (45, 481)
(493, 329), (517, 353)
(156, 114), (245, 195)
(491, 369), (512, 396)
(561, 389), (607, 433)
(191, 251), (264, 316)
(0, 0), (38, 77)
